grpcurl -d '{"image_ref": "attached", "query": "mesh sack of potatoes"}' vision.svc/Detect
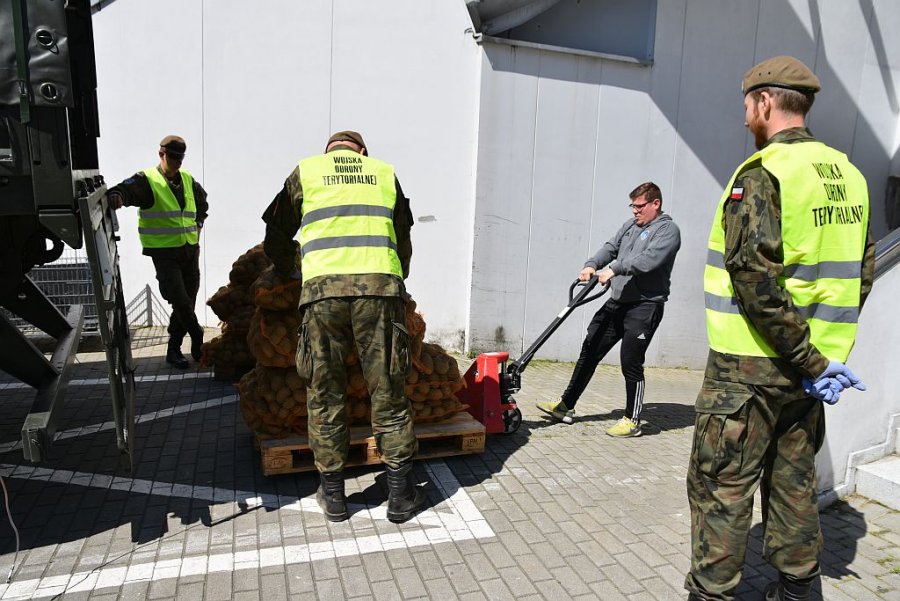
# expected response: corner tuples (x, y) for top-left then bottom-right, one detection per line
(221, 305), (255, 335)
(251, 265), (302, 311)
(410, 397), (469, 424)
(412, 348), (433, 374)
(425, 343), (462, 380)
(229, 244), (272, 286)
(403, 343), (467, 422)
(200, 330), (255, 370)
(207, 284), (253, 322)
(254, 365), (308, 419)
(237, 368), (296, 439)
(405, 297), (427, 363)
(247, 308), (302, 368)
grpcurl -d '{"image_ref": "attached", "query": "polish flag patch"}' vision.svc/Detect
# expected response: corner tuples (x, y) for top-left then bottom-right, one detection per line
(729, 186), (744, 200)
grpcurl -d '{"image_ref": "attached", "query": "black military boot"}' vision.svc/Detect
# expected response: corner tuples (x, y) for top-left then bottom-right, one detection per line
(763, 572), (814, 601)
(165, 339), (189, 369)
(189, 326), (204, 362)
(316, 472), (348, 522)
(385, 462), (427, 523)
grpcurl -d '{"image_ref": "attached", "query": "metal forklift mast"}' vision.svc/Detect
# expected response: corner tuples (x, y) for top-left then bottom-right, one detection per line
(0, 0), (135, 469)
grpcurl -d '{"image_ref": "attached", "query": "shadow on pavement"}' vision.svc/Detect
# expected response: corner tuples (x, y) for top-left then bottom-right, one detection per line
(735, 497), (866, 598)
(522, 401), (696, 436)
(0, 350), (527, 557)
(817, 500), (866, 581)
(0, 353), (320, 553)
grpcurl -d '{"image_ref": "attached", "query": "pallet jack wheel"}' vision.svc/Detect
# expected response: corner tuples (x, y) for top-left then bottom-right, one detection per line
(502, 407), (523, 434)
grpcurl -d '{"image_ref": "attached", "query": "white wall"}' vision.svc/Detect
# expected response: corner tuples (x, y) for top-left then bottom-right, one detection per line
(469, 0), (900, 368)
(92, 0), (205, 320)
(92, 1), (482, 343)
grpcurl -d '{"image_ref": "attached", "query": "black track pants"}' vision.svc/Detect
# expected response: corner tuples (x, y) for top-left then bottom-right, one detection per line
(560, 300), (664, 422)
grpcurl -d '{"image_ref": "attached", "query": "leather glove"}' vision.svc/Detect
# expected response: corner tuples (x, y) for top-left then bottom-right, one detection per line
(107, 191), (124, 209)
(817, 360), (866, 391)
(802, 376), (844, 405)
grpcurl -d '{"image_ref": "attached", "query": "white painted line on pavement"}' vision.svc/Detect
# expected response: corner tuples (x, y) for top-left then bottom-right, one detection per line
(0, 394), (238, 454)
(0, 371), (217, 391)
(0, 460), (493, 599)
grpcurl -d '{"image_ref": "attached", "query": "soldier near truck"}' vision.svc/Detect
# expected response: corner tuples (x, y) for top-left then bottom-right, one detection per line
(685, 56), (875, 601)
(262, 130), (427, 523)
(108, 135), (209, 370)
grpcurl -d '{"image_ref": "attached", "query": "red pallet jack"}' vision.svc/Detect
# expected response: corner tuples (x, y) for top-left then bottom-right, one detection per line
(457, 277), (608, 434)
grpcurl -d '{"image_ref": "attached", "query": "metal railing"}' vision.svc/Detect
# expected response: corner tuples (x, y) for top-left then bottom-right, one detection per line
(125, 284), (170, 329)
(125, 284), (171, 349)
(1, 249), (99, 335)
(875, 227), (900, 280)
(2, 253), (171, 349)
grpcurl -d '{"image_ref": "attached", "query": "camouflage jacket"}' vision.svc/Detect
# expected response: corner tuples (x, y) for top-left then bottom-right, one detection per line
(262, 145), (413, 306)
(109, 165), (209, 258)
(704, 127), (876, 386)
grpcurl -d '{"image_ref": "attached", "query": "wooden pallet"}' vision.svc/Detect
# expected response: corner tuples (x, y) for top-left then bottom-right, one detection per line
(258, 412), (485, 476)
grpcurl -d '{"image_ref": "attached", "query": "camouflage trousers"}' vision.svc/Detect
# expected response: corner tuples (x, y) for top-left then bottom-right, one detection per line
(296, 296), (416, 473)
(685, 380), (825, 601)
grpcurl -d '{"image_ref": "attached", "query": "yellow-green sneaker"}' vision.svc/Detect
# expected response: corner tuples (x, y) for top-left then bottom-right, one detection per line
(535, 400), (575, 424)
(606, 417), (641, 437)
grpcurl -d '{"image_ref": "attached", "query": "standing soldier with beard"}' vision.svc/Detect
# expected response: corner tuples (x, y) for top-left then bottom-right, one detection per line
(685, 57), (875, 601)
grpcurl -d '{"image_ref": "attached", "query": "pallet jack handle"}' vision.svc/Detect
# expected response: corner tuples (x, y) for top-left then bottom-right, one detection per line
(506, 276), (608, 383)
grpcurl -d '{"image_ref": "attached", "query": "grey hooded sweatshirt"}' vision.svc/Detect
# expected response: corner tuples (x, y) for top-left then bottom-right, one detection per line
(585, 212), (681, 303)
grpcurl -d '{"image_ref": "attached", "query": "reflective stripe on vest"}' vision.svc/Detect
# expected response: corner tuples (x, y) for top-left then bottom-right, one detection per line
(704, 141), (868, 361)
(138, 169), (198, 248)
(296, 150), (401, 280)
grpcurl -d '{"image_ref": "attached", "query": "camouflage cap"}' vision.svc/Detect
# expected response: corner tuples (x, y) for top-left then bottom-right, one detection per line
(742, 56), (821, 95)
(326, 130), (366, 150)
(159, 135), (186, 154)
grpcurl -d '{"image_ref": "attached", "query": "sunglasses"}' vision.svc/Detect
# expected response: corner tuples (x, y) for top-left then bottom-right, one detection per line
(165, 152), (185, 161)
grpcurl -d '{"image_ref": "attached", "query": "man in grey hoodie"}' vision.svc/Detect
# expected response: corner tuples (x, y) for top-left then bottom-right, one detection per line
(537, 182), (681, 437)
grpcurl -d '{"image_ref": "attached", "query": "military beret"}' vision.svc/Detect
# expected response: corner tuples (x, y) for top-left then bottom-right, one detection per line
(742, 56), (821, 95)
(159, 135), (187, 154)
(326, 130), (366, 150)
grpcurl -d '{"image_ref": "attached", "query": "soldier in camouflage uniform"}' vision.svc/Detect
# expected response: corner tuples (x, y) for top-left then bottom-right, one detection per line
(685, 58), (875, 601)
(263, 130), (426, 524)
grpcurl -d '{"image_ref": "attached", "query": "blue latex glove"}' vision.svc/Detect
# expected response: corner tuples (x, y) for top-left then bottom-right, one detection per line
(818, 361), (866, 391)
(802, 376), (844, 405)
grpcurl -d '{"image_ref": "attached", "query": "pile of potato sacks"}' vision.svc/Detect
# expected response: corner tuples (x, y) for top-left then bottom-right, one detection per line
(201, 244), (469, 440)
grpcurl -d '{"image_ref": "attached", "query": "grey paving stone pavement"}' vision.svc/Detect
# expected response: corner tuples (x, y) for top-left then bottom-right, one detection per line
(0, 337), (896, 600)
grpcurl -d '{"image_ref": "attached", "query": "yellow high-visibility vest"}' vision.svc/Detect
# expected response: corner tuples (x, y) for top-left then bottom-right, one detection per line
(297, 150), (401, 280)
(138, 169), (198, 248)
(704, 140), (869, 361)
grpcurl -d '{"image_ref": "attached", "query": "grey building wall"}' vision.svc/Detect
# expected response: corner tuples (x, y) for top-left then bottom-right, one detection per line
(468, 0), (900, 369)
